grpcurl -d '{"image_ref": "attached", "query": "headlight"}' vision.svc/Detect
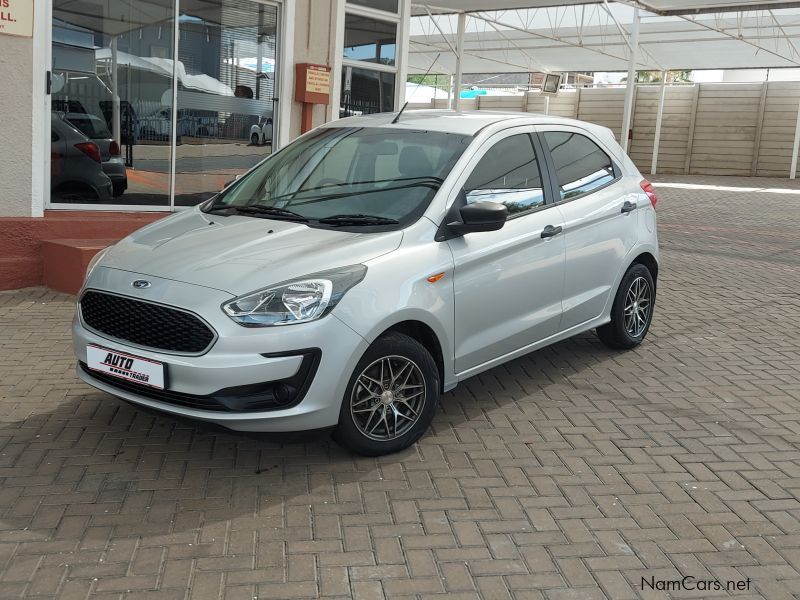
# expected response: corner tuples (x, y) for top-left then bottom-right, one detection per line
(222, 265), (367, 327)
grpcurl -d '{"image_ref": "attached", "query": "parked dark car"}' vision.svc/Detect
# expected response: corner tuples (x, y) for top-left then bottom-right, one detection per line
(63, 112), (127, 197)
(51, 113), (113, 203)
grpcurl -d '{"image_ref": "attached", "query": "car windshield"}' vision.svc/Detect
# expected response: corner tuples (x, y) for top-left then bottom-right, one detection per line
(205, 127), (471, 227)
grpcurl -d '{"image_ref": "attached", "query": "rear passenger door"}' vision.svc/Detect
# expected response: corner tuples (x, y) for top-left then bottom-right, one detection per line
(536, 127), (639, 331)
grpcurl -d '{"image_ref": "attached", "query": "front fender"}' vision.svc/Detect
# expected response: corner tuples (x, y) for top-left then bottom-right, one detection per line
(332, 225), (457, 390)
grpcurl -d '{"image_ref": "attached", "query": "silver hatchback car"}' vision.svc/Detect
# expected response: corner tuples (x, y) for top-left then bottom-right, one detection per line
(73, 111), (659, 456)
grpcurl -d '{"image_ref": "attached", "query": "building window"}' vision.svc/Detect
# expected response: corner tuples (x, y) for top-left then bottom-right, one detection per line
(344, 14), (397, 66)
(341, 66), (395, 117)
(341, 2), (401, 119)
(347, 0), (399, 13)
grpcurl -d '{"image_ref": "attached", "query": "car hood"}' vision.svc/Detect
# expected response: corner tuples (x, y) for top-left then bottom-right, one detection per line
(99, 208), (402, 295)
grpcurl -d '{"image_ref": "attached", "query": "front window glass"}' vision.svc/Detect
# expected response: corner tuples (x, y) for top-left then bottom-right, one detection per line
(464, 134), (545, 216)
(206, 127), (471, 228)
(544, 131), (616, 199)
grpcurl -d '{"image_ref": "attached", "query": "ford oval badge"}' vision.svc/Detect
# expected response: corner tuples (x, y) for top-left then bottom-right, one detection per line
(132, 280), (151, 289)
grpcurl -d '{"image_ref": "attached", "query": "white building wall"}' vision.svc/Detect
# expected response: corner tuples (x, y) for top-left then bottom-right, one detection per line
(0, 0), (48, 218)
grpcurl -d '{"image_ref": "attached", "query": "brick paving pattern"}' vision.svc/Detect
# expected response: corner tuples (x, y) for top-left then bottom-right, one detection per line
(1, 175), (799, 599)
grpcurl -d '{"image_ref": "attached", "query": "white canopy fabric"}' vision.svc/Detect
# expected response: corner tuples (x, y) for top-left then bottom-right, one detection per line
(410, 2), (800, 73)
(95, 48), (235, 95)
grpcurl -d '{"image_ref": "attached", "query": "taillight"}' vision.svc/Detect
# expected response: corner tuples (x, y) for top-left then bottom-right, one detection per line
(75, 142), (102, 163)
(109, 140), (121, 156)
(640, 179), (658, 208)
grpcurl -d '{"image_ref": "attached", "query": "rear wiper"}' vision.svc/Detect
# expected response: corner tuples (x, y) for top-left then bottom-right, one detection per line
(318, 214), (400, 226)
(233, 205), (309, 222)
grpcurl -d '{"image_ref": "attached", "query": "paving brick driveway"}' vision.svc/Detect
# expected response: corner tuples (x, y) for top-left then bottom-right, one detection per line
(1, 175), (799, 599)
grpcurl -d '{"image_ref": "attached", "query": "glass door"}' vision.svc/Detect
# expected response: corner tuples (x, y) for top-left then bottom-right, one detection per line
(51, 0), (177, 207)
(173, 0), (280, 207)
(49, 0), (280, 210)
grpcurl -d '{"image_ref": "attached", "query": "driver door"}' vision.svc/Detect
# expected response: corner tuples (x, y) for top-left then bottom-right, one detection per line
(448, 129), (567, 375)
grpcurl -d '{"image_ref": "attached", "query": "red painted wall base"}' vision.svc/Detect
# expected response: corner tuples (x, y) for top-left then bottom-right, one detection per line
(0, 211), (167, 293)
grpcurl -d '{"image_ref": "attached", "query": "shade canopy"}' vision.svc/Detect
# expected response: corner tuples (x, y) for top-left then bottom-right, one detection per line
(411, 1), (800, 15)
(410, 1), (800, 73)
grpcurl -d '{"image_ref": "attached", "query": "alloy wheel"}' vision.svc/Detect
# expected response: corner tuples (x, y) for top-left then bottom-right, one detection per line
(350, 355), (426, 441)
(623, 276), (652, 338)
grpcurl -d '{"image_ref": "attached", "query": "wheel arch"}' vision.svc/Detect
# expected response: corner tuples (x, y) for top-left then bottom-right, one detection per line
(376, 320), (446, 393)
(601, 245), (660, 319)
(631, 251), (659, 287)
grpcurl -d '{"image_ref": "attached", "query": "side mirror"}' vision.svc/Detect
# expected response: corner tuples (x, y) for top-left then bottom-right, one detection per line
(446, 201), (508, 235)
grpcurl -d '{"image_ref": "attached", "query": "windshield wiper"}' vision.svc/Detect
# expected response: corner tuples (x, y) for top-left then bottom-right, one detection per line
(318, 214), (400, 226)
(232, 204), (309, 221)
(203, 200), (232, 214)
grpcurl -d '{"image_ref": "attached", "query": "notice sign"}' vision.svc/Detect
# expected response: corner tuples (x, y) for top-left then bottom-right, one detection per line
(0, 0), (33, 38)
(306, 66), (331, 95)
(295, 63), (331, 104)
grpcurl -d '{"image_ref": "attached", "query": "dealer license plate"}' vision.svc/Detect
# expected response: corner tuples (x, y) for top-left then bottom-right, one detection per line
(86, 344), (165, 390)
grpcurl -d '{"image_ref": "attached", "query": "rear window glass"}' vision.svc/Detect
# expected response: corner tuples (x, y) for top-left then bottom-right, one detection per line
(544, 132), (616, 199)
(67, 117), (111, 140)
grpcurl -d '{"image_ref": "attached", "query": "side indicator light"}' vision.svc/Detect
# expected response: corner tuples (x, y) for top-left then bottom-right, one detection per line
(426, 273), (445, 283)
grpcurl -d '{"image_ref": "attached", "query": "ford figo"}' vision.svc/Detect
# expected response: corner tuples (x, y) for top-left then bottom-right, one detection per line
(73, 111), (659, 456)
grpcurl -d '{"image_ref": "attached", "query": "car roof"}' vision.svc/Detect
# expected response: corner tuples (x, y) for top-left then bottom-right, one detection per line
(324, 110), (596, 136)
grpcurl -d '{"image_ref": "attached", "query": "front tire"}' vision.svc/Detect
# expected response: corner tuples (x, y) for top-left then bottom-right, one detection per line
(333, 333), (439, 456)
(250, 133), (260, 146)
(596, 263), (655, 349)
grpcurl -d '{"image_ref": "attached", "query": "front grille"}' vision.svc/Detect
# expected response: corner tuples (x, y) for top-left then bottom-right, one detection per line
(80, 291), (216, 354)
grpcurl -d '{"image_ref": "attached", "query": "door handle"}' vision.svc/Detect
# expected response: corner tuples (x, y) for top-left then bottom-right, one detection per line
(541, 225), (563, 239)
(621, 200), (637, 214)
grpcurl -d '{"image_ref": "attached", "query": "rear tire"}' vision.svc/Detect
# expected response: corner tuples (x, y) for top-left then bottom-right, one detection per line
(596, 263), (655, 350)
(333, 333), (439, 456)
(112, 182), (126, 198)
(250, 133), (260, 146)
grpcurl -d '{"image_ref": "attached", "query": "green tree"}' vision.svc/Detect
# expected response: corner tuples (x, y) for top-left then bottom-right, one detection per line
(407, 74), (448, 87)
(635, 70), (692, 83)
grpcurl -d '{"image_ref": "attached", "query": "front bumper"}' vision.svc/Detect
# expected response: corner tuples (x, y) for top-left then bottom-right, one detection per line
(73, 270), (368, 432)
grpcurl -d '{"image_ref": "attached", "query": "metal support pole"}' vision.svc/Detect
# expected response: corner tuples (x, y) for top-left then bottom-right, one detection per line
(791, 97), (800, 179)
(111, 37), (121, 146)
(169, 1), (180, 211)
(453, 12), (466, 112)
(651, 70), (668, 175)
(448, 74), (454, 109)
(544, 94), (550, 115)
(621, 6), (640, 153)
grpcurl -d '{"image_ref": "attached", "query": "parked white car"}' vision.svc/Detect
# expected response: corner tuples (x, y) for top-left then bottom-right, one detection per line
(250, 117), (273, 146)
(74, 110), (659, 456)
